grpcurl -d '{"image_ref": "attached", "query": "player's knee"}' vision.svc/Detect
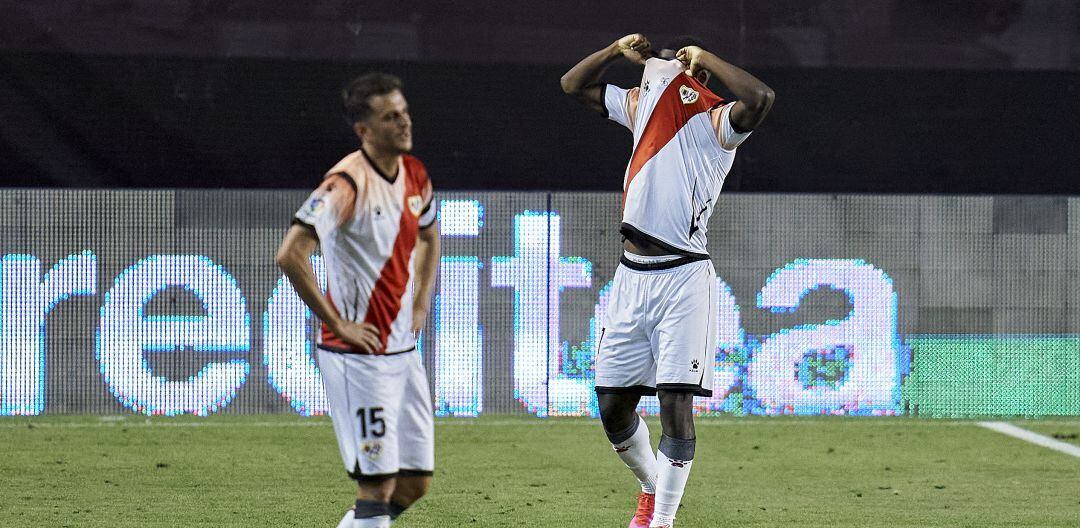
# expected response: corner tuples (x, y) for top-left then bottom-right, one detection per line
(657, 390), (695, 439)
(598, 393), (640, 433)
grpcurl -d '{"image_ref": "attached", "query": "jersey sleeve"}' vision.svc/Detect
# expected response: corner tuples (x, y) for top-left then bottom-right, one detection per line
(711, 102), (753, 150)
(603, 84), (636, 130)
(418, 178), (436, 229)
(293, 173), (357, 237)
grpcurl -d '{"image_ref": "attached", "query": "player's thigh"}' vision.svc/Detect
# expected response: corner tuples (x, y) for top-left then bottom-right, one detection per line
(595, 266), (655, 388)
(653, 261), (717, 392)
(319, 350), (409, 478)
(396, 352), (435, 474)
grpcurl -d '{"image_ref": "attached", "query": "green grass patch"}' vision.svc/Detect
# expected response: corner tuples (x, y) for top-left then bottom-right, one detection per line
(1014, 420), (1080, 447)
(1, 416), (1078, 527)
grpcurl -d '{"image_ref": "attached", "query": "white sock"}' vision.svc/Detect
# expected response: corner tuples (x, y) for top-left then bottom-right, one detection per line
(336, 508), (355, 528)
(608, 416), (658, 494)
(353, 515), (391, 528)
(651, 435), (695, 527)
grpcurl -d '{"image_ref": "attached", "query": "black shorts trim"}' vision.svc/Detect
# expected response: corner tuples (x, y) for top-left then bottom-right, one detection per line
(620, 223), (709, 260)
(347, 468), (433, 482)
(398, 469), (435, 478)
(619, 254), (709, 272)
(317, 345), (417, 356)
(348, 466), (397, 483)
(595, 385), (658, 396)
(656, 383), (713, 398)
(596, 384), (712, 397)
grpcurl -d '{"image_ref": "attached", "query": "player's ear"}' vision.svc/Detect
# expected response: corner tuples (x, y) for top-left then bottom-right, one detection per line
(352, 121), (367, 142)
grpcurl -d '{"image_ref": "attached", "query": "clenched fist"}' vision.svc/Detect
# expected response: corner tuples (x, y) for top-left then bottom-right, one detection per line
(676, 46), (708, 76)
(617, 33), (651, 64)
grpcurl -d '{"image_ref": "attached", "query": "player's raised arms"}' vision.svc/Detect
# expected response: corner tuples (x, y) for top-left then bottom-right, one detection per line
(560, 33), (652, 114)
(674, 45), (775, 132)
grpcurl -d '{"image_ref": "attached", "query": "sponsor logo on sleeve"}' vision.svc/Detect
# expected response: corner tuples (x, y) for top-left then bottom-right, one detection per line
(305, 198), (326, 217)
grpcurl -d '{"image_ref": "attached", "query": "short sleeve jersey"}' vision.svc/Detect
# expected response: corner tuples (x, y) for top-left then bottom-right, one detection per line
(294, 150), (436, 354)
(604, 57), (751, 257)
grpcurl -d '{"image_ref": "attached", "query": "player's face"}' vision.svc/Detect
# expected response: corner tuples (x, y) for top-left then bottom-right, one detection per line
(358, 90), (412, 154)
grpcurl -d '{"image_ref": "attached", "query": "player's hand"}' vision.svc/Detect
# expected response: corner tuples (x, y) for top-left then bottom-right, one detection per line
(332, 320), (382, 354)
(676, 46), (708, 77)
(411, 303), (429, 335)
(617, 33), (651, 64)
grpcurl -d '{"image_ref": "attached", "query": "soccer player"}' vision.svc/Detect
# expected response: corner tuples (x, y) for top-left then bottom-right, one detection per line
(275, 72), (439, 528)
(561, 34), (774, 527)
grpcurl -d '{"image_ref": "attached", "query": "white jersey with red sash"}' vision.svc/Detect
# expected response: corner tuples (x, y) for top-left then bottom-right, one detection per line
(603, 57), (751, 257)
(294, 150), (436, 354)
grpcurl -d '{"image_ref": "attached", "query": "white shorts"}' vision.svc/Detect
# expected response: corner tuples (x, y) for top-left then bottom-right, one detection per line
(317, 348), (434, 481)
(594, 254), (717, 397)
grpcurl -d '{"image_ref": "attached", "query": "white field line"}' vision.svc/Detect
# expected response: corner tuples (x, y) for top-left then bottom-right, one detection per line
(977, 421), (1080, 458)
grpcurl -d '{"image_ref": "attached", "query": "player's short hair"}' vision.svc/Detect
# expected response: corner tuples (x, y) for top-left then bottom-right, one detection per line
(342, 72), (403, 124)
(662, 35), (708, 55)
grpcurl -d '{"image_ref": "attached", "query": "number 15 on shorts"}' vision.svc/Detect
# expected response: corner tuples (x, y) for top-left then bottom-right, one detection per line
(356, 407), (385, 438)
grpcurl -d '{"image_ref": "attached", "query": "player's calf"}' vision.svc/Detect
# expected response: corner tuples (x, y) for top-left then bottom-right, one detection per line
(652, 390), (697, 527)
(388, 473), (432, 520)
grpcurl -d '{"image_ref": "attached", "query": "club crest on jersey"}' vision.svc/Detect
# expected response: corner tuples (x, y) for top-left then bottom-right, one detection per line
(362, 441), (383, 460)
(679, 85), (699, 105)
(407, 195), (423, 217)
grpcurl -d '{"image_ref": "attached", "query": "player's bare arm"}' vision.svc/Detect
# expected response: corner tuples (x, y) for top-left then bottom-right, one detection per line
(411, 222), (440, 333)
(275, 224), (382, 353)
(676, 46), (775, 132)
(560, 33), (652, 113)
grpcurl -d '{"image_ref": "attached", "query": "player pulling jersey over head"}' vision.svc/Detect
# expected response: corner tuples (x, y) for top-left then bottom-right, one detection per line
(605, 55), (751, 259)
(276, 72), (441, 528)
(562, 34), (774, 528)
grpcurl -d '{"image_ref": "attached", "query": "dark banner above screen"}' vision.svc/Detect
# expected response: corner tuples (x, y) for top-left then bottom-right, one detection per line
(3, 1), (1075, 71)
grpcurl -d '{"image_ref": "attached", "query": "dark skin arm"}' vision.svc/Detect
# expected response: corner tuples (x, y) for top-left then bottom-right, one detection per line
(274, 224), (382, 353)
(560, 33), (652, 114)
(676, 46), (775, 131)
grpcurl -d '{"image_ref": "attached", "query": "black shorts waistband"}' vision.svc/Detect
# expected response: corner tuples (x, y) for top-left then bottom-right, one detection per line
(317, 345), (416, 356)
(619, 254), (710, 271)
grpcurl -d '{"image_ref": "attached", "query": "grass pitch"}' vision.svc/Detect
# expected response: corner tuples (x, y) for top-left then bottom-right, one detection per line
(1, 416), (1078, 527)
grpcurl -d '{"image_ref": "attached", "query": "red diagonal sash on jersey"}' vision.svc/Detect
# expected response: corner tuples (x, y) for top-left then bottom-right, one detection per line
(622, 74), (723, 209)
(363, 175), (421, 352)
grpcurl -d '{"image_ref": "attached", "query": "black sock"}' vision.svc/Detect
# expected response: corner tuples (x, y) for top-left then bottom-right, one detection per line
(388, 502), (408, 519)
(354, 499), (389, 519)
